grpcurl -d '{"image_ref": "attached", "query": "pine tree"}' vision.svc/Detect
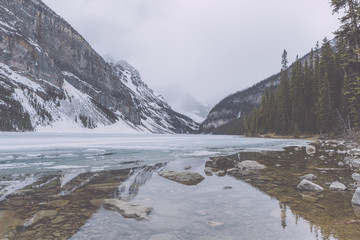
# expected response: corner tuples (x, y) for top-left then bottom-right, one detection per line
(331, 0), (360, 128)
(277, 50), (291, 134)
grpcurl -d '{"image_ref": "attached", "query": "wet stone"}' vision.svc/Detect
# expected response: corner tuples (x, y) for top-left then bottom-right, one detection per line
(184, 166), (192, 170)
(159, 171), (205, 185)
(330, 181), (347, 191)
(351, 188), (360, 206)
(237, 160), (266, 170)
(204, 167), (213, 176)
(297, 180), (324, 191)
(216, 170), (226, 177)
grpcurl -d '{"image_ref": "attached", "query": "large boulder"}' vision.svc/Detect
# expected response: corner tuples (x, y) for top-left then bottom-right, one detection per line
(330, 181), (347, 191)
(237, 160), (266, 170)
(205, 156), (237, 169)
(159, 171), (205, 185)
(297, 180), (324, 191)
(103, 199), (152, 220)
(351, 188), (360, 206)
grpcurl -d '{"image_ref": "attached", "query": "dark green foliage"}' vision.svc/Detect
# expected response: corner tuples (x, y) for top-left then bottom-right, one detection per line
(240, 1), (360, 136)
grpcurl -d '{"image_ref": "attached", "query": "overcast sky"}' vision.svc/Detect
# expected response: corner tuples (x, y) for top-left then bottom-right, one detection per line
(43, 0), (340, 106)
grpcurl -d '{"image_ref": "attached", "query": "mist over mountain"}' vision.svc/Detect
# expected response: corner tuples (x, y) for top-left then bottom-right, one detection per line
(159, 86), (210, 123)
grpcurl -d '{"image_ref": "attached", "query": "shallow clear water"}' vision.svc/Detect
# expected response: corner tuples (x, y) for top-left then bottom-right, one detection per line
(0, 133), (350, 239)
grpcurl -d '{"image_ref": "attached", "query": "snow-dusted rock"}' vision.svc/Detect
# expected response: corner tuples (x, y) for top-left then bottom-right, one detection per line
(306, 145), (316, 155)
(319, 155), (326, 160)
(330, 181), (347, 191)
(103, 199), (152, 220)
(159, 171), (204, 185)
(351, 188), (360, 206)
(299, 174), (317, 181)
(297, 180), (323, 191)
(237, 160), (266, 170)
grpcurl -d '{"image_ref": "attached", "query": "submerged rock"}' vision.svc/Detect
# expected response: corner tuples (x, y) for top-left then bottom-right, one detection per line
(205, 156), (237, 169)
(216, 170), (226, 177)
(351, 188), (360, 206)
(207, 221), (224, 227)
(299, 174), (317, 181)
(237, 160), (266, 170)
(306, 145), (316, 155)
(149, 234), (176, 240)
(103, 199), (152, 220)
(24, 210), (58, 227)
(330, 181), (347, 191)
(297, 180), (324, 191)
(184, 166), (192, 170)
(159, 171), (205, 185)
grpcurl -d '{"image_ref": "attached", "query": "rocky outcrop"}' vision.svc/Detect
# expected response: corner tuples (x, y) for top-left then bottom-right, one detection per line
(0, 0), (198, 133)
(297, 180), (324, 191)
(159, 171), (205, 185)
(103, 199), (152, 220)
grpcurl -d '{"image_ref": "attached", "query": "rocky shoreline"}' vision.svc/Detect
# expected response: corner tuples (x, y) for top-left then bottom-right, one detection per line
(196, 138), (360, 239)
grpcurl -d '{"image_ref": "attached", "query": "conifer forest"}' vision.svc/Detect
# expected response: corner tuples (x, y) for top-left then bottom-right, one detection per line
(238, 0), (360, 137)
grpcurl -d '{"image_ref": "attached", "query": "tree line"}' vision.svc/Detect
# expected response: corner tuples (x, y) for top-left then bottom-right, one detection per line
(243, 0), (360, 137)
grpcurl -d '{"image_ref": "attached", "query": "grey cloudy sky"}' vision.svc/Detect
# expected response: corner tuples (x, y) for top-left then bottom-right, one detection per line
(43, 0), (340, 106)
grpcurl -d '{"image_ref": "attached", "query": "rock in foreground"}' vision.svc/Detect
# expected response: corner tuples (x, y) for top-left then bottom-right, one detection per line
(352, 188), (360, 206)
(237, 160), (266, 170)
(330, 181), (347, 191)
(159, 171), (205, 185)
(297, 180), (324, 191)
(103, 199), (152, 220)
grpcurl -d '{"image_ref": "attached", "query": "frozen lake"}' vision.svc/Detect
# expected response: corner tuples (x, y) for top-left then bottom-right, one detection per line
(1, 133), (342, 239)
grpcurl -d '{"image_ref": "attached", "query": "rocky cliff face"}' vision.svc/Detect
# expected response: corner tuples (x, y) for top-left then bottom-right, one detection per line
(0, 0), (198, 133)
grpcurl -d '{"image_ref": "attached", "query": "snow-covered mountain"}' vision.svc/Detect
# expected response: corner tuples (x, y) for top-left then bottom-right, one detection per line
(0, 0), (198, 133)
(159, 87), (210, 123)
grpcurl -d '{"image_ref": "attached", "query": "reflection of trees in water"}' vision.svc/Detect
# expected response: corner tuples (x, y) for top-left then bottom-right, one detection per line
(279, 202), (287, 229)
(119, 163), (166, 201)
(220, 147), (360, 240)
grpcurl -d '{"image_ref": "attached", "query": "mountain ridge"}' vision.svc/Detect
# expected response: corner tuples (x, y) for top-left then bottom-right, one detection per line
(0, 0), (198, 133)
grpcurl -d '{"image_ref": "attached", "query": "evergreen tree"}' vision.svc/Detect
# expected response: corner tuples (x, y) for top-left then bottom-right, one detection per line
(331, 0), (360, 128)
(277, 50), (291, 134)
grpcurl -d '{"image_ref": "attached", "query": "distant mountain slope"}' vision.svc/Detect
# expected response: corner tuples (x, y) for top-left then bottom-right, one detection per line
(201, 52), (313, 134)
(159, 87), (210, 123)
(0, 0), (198, 133)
